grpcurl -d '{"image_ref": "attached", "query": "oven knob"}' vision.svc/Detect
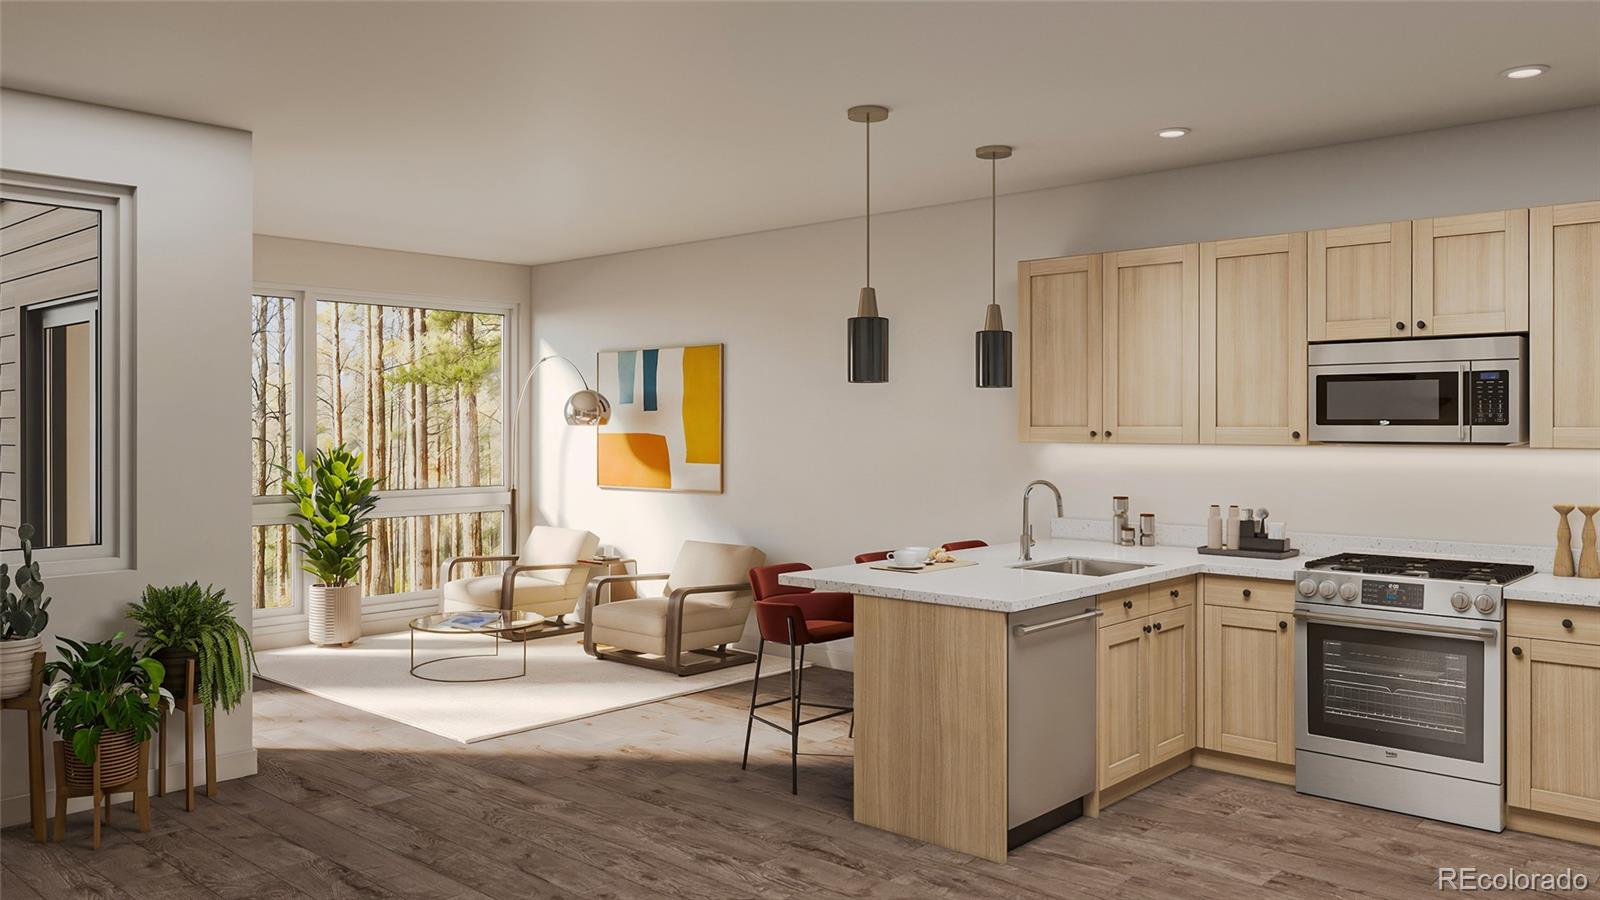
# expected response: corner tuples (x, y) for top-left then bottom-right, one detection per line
(1318, 580), (1338, 600)
(1338, 582), (1359, 602)
(1474, 593), (1497, 614)
(1297, 578), (1318, 597)
(1450, 591), (1471, 612)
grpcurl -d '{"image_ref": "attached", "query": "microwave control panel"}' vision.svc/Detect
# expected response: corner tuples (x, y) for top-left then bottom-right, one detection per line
(1470, 370), (1509, 426)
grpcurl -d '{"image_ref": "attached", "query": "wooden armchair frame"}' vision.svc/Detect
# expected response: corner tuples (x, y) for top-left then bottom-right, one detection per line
(440, 555), (597, 639)
(582, 573), (757, 676)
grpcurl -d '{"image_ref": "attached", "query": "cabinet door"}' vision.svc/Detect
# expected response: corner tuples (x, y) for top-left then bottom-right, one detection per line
(1308, 221), (1410, 341)
(1203, 605), (1294, 763)
(1147, 605), (1196, 766)
(1018, 255), (1103, 442)
(1200, 234), (1308, 445)
(1097, 617), (1147, 788)
(1102, 244), (1199, 444)
(1530, 202), (1600, 449)
(1508, 637), (1600, 823)
(1413, 209), (1529, 336)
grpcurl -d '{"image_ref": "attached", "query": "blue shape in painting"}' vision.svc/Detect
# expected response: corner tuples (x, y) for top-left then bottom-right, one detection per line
(616, 351), (637, 405)
(642, 348), (659, 411)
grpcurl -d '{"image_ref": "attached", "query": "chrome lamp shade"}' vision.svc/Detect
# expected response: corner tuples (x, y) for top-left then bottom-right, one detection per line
(563, 388), (612, 426)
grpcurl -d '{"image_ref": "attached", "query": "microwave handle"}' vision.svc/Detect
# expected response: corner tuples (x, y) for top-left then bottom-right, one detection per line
(1459, 363), (1469, 442)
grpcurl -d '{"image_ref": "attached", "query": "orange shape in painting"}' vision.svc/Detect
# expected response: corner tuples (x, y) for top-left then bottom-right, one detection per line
(598, 432), (672, 489)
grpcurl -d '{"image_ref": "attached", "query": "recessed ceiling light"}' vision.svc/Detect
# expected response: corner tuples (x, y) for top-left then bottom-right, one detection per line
(1157, 127), (1190, 139)
(1501, 64), (1550, 80)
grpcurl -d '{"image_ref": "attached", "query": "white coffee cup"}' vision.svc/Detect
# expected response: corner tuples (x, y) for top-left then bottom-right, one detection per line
(888, 546), (930, 567)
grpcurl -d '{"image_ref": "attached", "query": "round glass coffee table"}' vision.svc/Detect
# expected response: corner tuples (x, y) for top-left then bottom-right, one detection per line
(408, 610), (545, 682)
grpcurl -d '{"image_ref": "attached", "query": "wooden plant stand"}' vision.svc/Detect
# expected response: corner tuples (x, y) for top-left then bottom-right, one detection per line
(52, 738), (150, 849)
(156, 658), (216, 810)
(0, 651), (47, 842)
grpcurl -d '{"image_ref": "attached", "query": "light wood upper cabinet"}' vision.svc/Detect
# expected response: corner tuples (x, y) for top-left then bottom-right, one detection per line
(1308, 221), (1410, 341)
(1018, 255), (1102, 442)
(1097, 617), (1147, 789)
(1200, 234), (1308, 445)
(1146, 604), (1196, 767)
(1507, 603), (1600, 825)
(1530, 201), (1600, 449)
(1102, 244), (1199, 444)
(1202, 603), (1294, 764)
(1413, 209), (1529, 336)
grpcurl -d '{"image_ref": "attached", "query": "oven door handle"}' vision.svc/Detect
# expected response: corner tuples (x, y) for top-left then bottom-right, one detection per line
(1292, 609), (1499, 641)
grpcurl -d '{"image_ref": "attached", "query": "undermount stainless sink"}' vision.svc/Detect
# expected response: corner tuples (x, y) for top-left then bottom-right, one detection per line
(1018, 557), (1154, 577)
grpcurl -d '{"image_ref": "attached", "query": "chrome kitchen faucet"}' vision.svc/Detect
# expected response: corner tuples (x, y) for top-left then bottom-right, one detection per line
(1020, 480), (1063, 561)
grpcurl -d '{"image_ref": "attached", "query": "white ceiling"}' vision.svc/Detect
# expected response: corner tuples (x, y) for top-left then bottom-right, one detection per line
(3, 2), (1597, 266)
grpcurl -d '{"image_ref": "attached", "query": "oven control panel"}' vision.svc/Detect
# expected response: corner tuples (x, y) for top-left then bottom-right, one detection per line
(1471, 370), (1510, 426)
(1360, 580), (1424, 610)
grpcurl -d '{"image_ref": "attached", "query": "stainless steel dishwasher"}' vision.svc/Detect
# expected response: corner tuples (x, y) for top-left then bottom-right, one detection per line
(1006, 594), (1100, 848)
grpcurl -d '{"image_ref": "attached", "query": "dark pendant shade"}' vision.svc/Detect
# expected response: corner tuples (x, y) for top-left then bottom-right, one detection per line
(849, 315), (889, 383)
(976, 328), (1012, 388)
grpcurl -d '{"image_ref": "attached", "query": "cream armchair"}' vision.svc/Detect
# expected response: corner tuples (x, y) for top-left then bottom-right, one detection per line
(441, 525), (600, 637)
(583, 540), (765, 676)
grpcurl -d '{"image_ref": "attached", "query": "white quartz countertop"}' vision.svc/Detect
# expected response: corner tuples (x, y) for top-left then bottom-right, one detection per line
(780, 539), (1600, 613)
(779, 539), (1305, 614)
(1504, 573), (1600, 608)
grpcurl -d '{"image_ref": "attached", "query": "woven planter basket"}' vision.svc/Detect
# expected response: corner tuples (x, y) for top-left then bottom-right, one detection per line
(63, 729), (141, 789)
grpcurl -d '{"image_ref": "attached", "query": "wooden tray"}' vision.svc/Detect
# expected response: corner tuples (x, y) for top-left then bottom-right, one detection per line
(867, 559), (979, 574)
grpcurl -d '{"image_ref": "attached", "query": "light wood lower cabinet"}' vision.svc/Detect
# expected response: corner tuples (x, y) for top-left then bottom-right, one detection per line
(1507, 602), (1600, 828)
(1095, 578), (1196, 791)
(1530, 201), (1600, 449)
(1200, 590), (1295, 765)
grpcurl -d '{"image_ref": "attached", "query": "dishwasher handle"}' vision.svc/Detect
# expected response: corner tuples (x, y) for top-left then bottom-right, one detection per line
(1014, 607), (1103, 636)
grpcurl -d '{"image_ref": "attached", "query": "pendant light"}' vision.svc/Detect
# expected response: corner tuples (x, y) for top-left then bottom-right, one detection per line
(974, 145), (1014, 388)
(847, 104), (890, 383)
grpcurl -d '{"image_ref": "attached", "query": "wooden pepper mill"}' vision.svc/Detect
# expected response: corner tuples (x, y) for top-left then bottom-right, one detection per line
(1579, 505), (1600, 579)
(1553, 504), (1576, 577)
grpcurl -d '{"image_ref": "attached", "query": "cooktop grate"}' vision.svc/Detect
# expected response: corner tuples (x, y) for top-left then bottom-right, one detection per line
(1304, 553), (1533, 585)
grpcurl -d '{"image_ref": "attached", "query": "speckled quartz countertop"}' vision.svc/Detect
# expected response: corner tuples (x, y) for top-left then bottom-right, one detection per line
(780, 538), (1305, 614)
(780, 538), (1600, 613)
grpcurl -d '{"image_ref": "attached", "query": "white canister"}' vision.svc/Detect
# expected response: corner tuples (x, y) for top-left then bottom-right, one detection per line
(1224, 506), (1241, 549)
(1206, 506), (1223, 549)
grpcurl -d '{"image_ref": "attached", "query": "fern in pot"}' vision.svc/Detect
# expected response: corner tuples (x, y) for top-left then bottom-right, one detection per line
(127, 582), (257, 722)
(283, 445), (378, 647)
(43, 634), (169, 785)
(0, 524), (52, 700)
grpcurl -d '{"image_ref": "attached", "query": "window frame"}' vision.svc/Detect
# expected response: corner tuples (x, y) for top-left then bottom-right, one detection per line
(250, 280), (521, 629)
(1, 172), (134, 574)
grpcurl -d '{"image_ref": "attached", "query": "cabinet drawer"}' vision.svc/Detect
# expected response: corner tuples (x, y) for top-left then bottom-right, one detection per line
(1202, 575), (1295, 613)
(1508, 601), (1600, 645)
(1148, 577), (1196, 615)
(1098, 586), (1148, 627)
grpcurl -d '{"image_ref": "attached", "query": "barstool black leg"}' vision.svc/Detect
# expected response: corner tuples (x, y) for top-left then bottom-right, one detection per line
(741, 638), (765, 770)
(788, 620), (800, 795)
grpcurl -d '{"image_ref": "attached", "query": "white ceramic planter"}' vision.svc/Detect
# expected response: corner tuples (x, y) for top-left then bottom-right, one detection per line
(0, 635), (44, 699)
(307, 584), (361, 647)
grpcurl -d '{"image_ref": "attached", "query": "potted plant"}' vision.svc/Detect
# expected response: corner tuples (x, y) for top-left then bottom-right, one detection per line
(283, 445), (378, 647)
(1, 524), (52, 700)
(42, 634), (169, 786)
(127, 582), (257, 722)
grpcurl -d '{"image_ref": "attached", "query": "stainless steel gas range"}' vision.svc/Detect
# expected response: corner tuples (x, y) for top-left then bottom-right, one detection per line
(1292, 553), (1534, 832)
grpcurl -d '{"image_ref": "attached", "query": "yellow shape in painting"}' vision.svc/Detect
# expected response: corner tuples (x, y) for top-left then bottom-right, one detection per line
(682, 345), (722, 465)
(598, 433), (672, 489)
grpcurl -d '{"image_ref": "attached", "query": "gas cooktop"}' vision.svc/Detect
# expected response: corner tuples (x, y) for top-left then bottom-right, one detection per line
(1303, 552), (1533, 585)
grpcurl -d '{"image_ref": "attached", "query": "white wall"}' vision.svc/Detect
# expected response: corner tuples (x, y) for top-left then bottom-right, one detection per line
(253, 234), (531, 307)
(0, 90), (255, 824)
(530, 107), (1600, 666)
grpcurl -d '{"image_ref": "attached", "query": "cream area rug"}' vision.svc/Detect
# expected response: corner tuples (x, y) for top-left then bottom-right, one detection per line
(256, 630), (788, 744)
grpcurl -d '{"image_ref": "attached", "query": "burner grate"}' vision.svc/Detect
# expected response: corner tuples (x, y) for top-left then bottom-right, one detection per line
(1304, 553), (1533, 585)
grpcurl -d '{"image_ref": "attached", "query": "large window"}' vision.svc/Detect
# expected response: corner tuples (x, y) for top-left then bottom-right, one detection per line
(250, 288), (513, 618)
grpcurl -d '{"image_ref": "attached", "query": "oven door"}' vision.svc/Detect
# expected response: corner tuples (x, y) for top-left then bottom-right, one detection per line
(1294, 604), (1501, 784)
(1309, 361), (1468, 443)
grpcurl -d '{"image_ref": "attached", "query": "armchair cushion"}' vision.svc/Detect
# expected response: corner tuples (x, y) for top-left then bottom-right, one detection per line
(664, 541), (766, 607)
(442, 575), (573, 617)
(521, 526), (601, 588)
(587, 540), (765, 658)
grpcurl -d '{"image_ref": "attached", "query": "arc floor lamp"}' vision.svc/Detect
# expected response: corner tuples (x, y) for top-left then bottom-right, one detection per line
(505, 355), (611, 543)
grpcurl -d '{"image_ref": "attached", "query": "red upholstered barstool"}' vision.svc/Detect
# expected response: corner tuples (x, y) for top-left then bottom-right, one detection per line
(941, 540), (988, 551)
(743, 563), (855, 794)
(854, 550), (889, 564)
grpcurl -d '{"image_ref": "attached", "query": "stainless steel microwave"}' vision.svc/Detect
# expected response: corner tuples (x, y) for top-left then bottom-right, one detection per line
(1308, 336), (1526, 444)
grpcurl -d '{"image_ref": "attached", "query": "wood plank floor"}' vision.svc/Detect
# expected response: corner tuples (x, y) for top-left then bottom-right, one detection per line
(5, 669), (1595, 899)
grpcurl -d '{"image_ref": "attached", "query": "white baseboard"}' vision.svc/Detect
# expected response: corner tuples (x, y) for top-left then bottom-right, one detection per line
(1, 747), (258, 828)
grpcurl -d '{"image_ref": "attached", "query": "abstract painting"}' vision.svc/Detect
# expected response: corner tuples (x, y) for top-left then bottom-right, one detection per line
(596, 344), (722, 492)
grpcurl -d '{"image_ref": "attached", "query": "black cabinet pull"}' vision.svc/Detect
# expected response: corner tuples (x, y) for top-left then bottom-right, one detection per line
(1169, 589), (1179, 598)
(1123, 599), (1133, 610)
(1241, 589), (1252, 598)
(1415, 320), (1427, 330)
(1142, 624), (1152, 634)
(1292, 430), (1301, 440)
(1152, 622), (1163, 631)
(1512, 646), (1523, 657)
(1562, 619), (1574, 630)
(1105, 430), (1114, 438)
(1089, 431), (1098, 438)
(1395, 321), (1406, 331)
(1279, 620), (1288, 630)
